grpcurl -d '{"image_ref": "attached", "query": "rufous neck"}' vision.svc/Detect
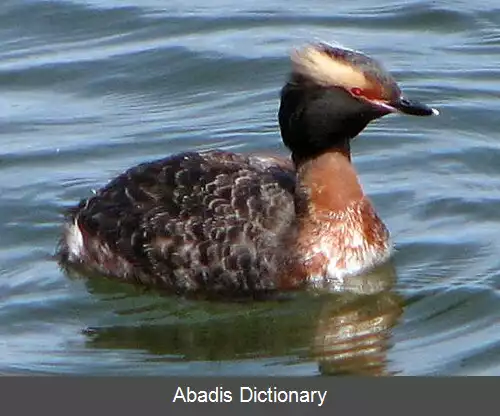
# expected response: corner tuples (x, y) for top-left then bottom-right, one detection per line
(294, 148), (365, 216)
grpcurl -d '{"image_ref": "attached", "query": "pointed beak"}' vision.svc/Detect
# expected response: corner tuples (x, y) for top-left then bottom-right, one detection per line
(389, 96), (439, 116)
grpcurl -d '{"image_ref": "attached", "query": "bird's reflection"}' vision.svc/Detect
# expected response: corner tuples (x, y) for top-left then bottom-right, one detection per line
(72, 261), (402, 375)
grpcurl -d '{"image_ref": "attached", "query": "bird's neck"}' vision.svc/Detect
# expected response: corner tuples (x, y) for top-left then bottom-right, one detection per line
(294, 148), (364, 216)
(283, 148), (391, 289)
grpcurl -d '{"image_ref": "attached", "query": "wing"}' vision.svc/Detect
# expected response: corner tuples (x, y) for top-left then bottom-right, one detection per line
(60, 150), (297, 297)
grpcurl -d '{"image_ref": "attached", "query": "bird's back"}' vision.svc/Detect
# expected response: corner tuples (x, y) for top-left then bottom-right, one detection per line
(59, 150), (297, 298)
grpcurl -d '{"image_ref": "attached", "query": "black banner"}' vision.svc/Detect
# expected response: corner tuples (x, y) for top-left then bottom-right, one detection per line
(0, 377), (491, 416)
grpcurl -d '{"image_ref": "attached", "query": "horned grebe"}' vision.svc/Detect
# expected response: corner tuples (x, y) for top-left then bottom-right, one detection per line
(58, 43), (438, 299)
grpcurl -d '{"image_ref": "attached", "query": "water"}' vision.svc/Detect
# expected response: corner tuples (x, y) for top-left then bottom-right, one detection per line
(1, 0), (500, 376)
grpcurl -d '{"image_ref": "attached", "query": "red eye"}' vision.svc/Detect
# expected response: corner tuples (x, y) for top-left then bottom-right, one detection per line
(351, 87), (363, 96)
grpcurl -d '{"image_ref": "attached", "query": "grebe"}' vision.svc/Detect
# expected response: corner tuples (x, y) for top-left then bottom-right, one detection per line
(58, 43), (438, 299)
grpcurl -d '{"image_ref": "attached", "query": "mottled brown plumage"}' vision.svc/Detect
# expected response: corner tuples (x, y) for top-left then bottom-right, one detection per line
(60, 151), (299, 297)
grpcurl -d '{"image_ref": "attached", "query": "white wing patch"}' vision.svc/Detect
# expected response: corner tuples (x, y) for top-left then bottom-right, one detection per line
(65, 220), (85, 261)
